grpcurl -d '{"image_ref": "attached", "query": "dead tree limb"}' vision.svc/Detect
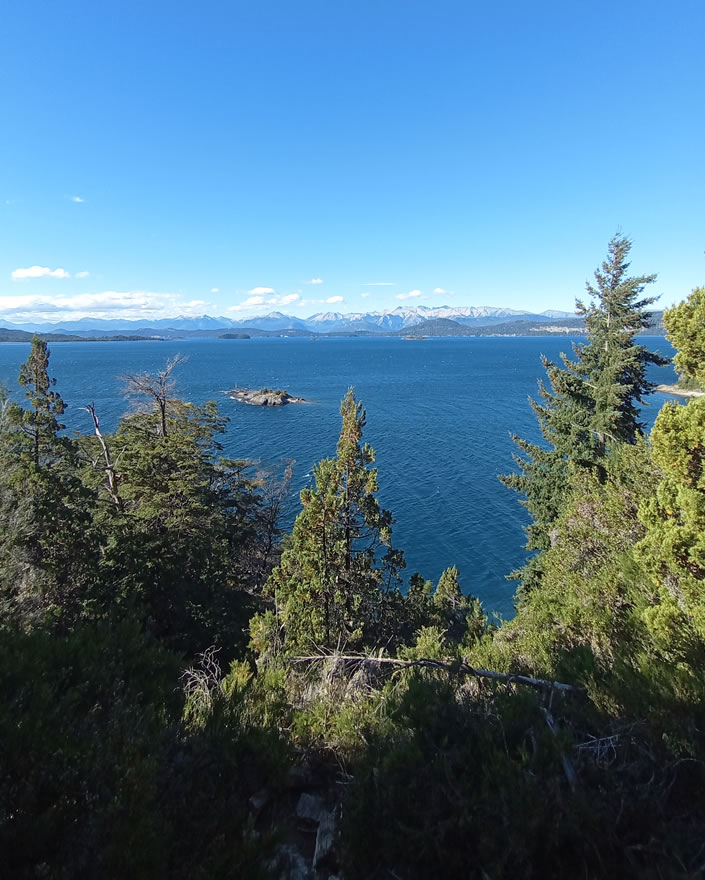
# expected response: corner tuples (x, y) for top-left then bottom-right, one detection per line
(82, 403), (124, 510)
(290, 653), (583, 694)
(122, 353), (187, 436)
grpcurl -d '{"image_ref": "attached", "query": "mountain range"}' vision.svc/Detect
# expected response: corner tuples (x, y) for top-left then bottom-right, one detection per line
(0, 305), (577, 336)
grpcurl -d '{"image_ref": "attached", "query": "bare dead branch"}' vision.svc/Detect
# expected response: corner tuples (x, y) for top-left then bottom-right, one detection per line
(289, 652), (583, 693)
(82, 402), (124, 510)
(122, 354), (188, 436)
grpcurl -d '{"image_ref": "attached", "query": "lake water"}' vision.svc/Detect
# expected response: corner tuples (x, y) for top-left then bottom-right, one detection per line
(0, 336), (677, 618)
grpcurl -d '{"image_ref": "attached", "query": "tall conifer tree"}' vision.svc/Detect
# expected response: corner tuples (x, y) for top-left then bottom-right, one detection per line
(265, 388), (403, 653)
(1, 337), (99, 625)
(502, 235), (664, 594)
(15, 334), (67, 467)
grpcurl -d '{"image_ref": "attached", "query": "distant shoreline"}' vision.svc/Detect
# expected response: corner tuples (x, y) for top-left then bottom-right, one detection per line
(0, 330), (669, 344)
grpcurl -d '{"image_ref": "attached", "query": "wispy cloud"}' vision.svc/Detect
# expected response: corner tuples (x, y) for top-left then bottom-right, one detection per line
(396, 289), (423, 300)
(71, 195), (85, 203)
(12, 265), (71, 280)
(361, 292), (371, 298)
(364, 281), (396, 287)
(433, 287), (452, 295)
(227, 291), (301, 312)
(210, 287), (219, 293)
(306, 277), (323, 285)
(301, 295), (345, 307)
(76, 271), (90, 279)
(0, 290), (211, 322)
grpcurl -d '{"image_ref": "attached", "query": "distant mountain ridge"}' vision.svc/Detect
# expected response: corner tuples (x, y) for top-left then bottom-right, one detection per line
(0, 305), (576, 336)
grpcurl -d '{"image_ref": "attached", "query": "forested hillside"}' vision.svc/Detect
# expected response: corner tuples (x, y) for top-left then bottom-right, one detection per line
(2, 238), (705, 879)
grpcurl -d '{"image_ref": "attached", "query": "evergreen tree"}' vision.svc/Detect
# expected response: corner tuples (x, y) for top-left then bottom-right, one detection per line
(14, 334), (67, 468)
(433, 565), (463, 610)
(264, 388), (403, 653)
(574, 234), (666, 451)
(0, 337), (99, 627)
(430, 565), (487, 644)
(661, 286), (705, 388)
(93, 381), (262, 654)
(502, 235), (664, 593)
(406, 571), (433, 626)
(637, 288), (705, 640)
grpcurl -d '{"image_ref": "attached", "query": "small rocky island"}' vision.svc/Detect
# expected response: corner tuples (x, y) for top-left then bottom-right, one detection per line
(226, 387), (306, 406)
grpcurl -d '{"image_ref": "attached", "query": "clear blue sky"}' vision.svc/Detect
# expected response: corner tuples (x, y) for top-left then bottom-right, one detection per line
(1, 0), (703, 323)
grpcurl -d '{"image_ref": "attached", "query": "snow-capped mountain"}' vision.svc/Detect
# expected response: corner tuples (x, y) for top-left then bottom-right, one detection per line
(231, 305), (574, 333)
(0, 306), (575, 336)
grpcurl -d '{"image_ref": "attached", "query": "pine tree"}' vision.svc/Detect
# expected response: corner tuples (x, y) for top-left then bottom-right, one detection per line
(502, 235), (664, 594)
(14, 334), (67, 467)
(574, 234), (666, 452)
(0, 337), (99, 626)
(433, 565), (463, 610)
(264, 388), (403, 653)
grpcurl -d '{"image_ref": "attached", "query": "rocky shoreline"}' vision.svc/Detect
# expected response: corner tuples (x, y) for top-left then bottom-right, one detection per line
(654, 384), (705, 398)
(226, 387), (306, 406)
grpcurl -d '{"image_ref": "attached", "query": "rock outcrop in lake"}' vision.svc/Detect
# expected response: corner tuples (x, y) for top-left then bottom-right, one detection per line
(227, 387), (306, 406)
(653, 384), (705, 398)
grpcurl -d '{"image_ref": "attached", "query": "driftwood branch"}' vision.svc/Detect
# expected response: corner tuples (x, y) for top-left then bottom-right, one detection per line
(290, 653), (583, 693)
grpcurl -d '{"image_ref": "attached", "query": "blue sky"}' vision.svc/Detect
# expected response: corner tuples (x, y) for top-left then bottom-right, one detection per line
(1, 0), (703, 323)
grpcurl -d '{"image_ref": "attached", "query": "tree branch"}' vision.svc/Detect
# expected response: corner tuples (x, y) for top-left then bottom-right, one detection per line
(289, 652), (583, 693)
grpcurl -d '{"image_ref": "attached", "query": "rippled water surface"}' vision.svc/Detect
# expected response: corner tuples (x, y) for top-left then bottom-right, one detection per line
(0, 336), (676, 617)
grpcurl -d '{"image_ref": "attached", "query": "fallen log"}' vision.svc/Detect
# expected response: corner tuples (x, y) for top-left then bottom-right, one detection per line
(290, 653), (583, 693)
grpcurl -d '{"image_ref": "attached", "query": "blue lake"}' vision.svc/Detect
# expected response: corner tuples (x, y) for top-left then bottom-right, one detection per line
(0, 336), (677, 618)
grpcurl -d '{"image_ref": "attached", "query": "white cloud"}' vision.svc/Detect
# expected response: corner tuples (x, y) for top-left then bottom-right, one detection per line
(326, 296), (344, 303)
(71, 196), (85, 203)
(306, 277), (324, 285)
(396, 289), (423, 300)
(364, 281), (396, 286)
(210, 287), (219, 293)
(227, 292), (301, 312)
(76, 271), (90, 279)
(248, 286), (276, 295)
(433, 287), (447, 295)
(227, 295), (266, 312)
(12, 265), (71, 280)
(0, 290), (214, 322)
(361, 292), (371, 298)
